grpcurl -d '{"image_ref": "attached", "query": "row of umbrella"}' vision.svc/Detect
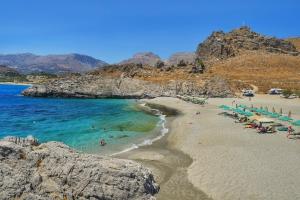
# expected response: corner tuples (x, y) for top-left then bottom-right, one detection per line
(219, 104), (300, 126)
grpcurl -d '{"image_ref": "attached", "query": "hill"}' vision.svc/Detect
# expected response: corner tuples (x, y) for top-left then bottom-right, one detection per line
(196, 26), (299, 60)
(0, 65), (28, 82)
(287, 37), (300, 51)
(118, 52), (161, 66)
(208, 51), (300, 92)
(0, 53), (108, 74)
(167, 52), (196, 66)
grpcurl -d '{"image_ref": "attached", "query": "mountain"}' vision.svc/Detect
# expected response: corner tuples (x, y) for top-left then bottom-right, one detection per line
(167, 52), (196, 66)
(118, 52), (161, 66)
(0, 53), (108, 74)
(196, 26), (299, 60)
(0, 65), (27, 82)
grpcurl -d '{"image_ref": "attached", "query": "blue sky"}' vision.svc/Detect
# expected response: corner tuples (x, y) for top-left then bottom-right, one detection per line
(0, 0), (299, 63)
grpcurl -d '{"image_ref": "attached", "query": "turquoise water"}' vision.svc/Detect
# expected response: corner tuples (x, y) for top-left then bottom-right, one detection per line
(0, 84), (162, 154)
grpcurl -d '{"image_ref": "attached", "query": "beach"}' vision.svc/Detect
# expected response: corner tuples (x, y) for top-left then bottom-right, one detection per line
(119, 95), (300, 200)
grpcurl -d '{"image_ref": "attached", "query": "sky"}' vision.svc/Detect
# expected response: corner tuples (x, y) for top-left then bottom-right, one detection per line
(0, 0), (299, 63)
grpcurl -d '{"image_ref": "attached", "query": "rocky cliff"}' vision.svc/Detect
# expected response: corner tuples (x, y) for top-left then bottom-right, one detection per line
(22, 75), (234, 98)
(0, 138), (159, 200)
(196, 26), (299, 60)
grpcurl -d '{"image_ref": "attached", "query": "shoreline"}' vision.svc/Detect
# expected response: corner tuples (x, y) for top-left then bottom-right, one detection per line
(118, 95), (300, 200)
(0, 82), (32, 86)
(116, 100), (212, 200)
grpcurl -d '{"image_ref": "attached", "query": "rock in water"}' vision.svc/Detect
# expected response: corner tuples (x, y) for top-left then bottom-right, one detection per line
(0, 139), (159, 200)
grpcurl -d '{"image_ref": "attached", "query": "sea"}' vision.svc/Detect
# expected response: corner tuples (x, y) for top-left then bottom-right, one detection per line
(0, 84), (168, 155)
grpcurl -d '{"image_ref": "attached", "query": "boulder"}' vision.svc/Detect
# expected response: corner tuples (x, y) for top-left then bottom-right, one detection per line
(0, 138), (159, 200)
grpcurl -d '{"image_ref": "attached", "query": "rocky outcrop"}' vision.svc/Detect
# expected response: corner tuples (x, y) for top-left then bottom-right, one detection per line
(22, 75), (235, 98)
(196, 26), (299, 60)
(118, 52), (161, 67)
(0, 138), (159, 200)
(202, 76), (234, 97)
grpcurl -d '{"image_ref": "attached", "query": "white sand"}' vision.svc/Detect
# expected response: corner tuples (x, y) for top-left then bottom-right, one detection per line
(146, 95), (300, 200)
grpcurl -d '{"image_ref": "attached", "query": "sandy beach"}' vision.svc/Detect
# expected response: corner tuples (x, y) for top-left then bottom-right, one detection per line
(119, 95), (300, 200)
(0, 82), (32, 86)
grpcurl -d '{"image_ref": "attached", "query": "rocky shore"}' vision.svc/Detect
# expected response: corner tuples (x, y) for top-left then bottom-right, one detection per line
(0, 137), (159, 200)
(22, 75), (234, 98)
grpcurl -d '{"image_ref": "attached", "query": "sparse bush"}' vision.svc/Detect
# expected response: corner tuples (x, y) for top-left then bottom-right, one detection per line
(177, 60), (187, 67)
(282, 89), (293, 98)
(155, 61), (164, 68)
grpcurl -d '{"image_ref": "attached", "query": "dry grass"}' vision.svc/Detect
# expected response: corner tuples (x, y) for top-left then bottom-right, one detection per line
(209, 51), (300, 92)
(287, 37), (300, 51)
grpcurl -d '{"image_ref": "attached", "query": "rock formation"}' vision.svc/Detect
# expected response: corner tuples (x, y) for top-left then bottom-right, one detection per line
(167, 52), (196, 66)
(0, 138), (159, 200)
(22, 75), (234, 98)
(196, 26), (299, 60)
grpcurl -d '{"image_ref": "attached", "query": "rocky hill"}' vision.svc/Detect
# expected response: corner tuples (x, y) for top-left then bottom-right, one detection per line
(0, 65), (28, 82)
(287, 37), (300, 51)
(118, 52), (161, 66)
(0, 138), (159, 200)
(196, 26), (299, 60)
(0, 53), (108, 74)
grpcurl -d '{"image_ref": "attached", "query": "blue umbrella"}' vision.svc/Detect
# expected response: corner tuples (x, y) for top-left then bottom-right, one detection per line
(279, 116), (293, 122)
(291, 120), (300, 126)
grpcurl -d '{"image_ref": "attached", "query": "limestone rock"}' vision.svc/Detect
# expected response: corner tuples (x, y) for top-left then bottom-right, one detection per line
(0, 139), (159, 200)
(22, 75), (235, 98)
(196, 26), (299, 60)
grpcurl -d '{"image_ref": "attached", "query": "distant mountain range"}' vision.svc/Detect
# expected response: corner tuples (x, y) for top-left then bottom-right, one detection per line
(0, 53), (108, 74)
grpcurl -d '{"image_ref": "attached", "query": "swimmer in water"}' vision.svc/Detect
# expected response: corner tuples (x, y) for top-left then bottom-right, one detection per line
(99, 139), (107, 146)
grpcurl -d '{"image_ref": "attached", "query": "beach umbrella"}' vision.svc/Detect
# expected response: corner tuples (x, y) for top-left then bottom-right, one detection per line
(279, 116), (293, 122)
(291, 120), (300, 126)
(244, 111), (254, 117)
(223, 106), (232, 111)
(269, 113), (280, 118)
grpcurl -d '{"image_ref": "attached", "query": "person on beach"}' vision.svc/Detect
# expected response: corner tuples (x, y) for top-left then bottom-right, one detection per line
(287, 126), (293, 138)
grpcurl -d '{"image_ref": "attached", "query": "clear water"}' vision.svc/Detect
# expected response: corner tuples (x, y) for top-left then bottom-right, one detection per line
(0, 84), (161, 155)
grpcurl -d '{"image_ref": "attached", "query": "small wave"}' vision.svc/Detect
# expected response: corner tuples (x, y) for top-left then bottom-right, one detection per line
(111, 105), (169, 156)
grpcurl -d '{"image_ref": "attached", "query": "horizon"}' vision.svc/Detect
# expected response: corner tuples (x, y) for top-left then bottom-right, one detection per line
(0, 0), (299, 63)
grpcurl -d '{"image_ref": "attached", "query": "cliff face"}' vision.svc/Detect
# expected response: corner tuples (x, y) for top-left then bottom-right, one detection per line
(0, 138), (159, 200)
(196, 26), (299, 60)
(22, 75), (234, 98)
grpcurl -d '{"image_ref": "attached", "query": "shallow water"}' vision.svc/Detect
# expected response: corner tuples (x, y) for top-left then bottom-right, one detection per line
(0, 84), (161, 155)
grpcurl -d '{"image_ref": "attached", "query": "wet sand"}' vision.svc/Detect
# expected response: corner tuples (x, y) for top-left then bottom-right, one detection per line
(118, 117), (212, 200)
